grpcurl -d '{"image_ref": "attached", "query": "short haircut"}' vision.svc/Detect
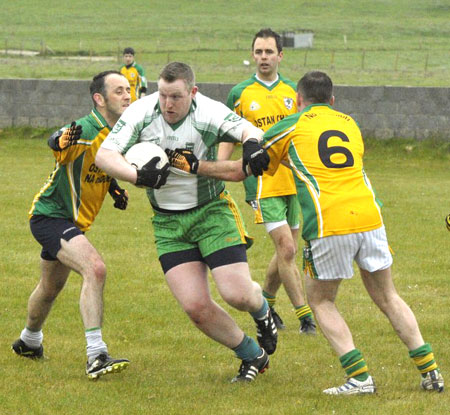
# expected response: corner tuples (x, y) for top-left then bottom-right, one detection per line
(159, 62), (195, 90)
(252, 28), (283, 53)
(123, 47), (135, 55)
(89, 70), (123, 107)
(297, 71), (333, 104)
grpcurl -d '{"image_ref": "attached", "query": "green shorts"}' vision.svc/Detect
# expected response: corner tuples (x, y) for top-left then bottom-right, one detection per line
(152, 190), (253, 258)
(249, 194), (300, 227)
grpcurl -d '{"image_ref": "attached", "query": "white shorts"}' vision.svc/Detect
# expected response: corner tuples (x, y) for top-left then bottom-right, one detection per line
(303, 226), (393, 280)
(265, 220), (300, 233)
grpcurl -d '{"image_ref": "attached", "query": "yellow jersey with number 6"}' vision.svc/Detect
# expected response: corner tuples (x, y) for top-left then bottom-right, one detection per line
(263, 104), (383, 241)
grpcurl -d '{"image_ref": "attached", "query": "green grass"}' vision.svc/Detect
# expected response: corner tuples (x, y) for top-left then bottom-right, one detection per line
(0, 131), (449, 414)
(0, 0), (449, 86)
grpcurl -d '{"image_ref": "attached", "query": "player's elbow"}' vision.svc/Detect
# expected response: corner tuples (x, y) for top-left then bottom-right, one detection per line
(229, 170), (247, 182)
(95, 148), (108, 169)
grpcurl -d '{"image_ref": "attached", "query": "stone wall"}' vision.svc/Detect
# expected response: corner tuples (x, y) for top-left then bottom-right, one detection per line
(0, 79), (449, 140)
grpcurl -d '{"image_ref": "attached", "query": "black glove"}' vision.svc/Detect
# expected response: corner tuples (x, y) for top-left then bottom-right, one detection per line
(108, 179), (128, 210)
(136, 157), (170, 189)
(48, 121), (82, 151)
(446, 213), (450, 231)
(165, 149), (199, 174)
(242, 138), (270, 177)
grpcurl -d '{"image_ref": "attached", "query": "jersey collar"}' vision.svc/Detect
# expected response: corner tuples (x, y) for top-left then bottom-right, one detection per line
(253, 73), (281, 91)
(90, 108), (111, 129)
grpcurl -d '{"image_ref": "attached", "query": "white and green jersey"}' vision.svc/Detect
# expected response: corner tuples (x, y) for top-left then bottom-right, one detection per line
(102, 91), (255, 211)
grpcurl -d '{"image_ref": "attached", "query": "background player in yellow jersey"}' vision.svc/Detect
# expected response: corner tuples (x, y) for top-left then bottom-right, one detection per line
(11, 71), (141, 380)
(263, 70), (444, 394)
(120, 47), (148, 102)
(218, 28), (315, 334)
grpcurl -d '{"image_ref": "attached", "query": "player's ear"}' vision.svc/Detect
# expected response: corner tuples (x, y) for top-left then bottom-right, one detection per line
(330, 95), (335, 106)
(93, 92), (106, 108)
(190, 86), (198, 99)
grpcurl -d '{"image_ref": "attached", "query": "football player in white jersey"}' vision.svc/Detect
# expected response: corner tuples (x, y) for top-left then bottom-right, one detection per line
(96, 62), (278, 383)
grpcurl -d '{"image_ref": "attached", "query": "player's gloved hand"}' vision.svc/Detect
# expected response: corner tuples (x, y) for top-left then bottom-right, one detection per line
(108, 179), (129, 210)
(165, 148), (199, 174)
(445, 213), (450, 231)
(242, 138), (270, 177)
(48, 121), (82, 151)
(135, 157), (170, 189)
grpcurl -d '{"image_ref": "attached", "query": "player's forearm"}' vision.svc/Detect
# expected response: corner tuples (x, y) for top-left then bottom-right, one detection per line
(197, 159), (246, 182)
(241, 124), (264, 143)
(217, 142), (235, 161)
(95, 147), (138, 184)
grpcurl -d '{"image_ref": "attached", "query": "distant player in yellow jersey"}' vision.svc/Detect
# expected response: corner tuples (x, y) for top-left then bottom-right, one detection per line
(218, 28), (316, 334)
(264, 70), (444, 395)
(120, 47), (148, 102)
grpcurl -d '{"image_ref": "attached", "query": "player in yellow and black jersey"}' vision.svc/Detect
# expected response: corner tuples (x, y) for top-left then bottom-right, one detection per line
(12, 71), (133, 380)
(218, 28), (316, 335)
(263, 70), (444, 395)
(120, 47), (148, 102)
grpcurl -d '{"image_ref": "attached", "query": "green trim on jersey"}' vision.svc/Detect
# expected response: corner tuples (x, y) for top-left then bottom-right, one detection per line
(226, 77), (255, 110)
(289, 161), (319, 239)
(226, 73), (296, 112)
(29, 109), (113, 231)
(262, 107), (324, 240)
(262, 104), (330, 141)
(278, 73), (297, 90)
(103, 91), (249, 211)
(134, 62), (147, 88)
(263, 112), (300, 142)
(229, 73), (298, 201)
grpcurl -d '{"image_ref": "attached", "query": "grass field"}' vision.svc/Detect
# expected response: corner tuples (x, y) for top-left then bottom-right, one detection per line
(0, 1), (449, 411)
(1, 0), (449, 86)
(0, 130), (449, 414)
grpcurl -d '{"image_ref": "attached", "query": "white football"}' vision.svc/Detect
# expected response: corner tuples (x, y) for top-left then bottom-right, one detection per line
(125, 142), (169, 170)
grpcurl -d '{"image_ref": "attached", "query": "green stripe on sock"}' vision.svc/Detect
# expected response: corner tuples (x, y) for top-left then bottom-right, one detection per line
(85, 327), (101, 332)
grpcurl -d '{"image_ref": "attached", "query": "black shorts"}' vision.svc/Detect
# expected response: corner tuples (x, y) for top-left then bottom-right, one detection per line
(29, 215), (83, 261)
(159, 244), (247, 274)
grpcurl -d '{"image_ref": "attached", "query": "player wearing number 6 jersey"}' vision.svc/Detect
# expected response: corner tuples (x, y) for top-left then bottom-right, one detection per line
(264, 93), (382, 241)
(263, 71), (444, 395)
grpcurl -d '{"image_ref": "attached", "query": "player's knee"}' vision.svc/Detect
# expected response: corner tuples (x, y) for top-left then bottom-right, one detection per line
(90, 257), (107, 284)
(183, 301), (212, 325)
(374, 292), (400, 314)
(306, 291), (327, 311)
(223, 285), (259, 310)
(223, 292), (250, 310)
(40, 287), (60, 303)
(276, 238), (297, 262)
